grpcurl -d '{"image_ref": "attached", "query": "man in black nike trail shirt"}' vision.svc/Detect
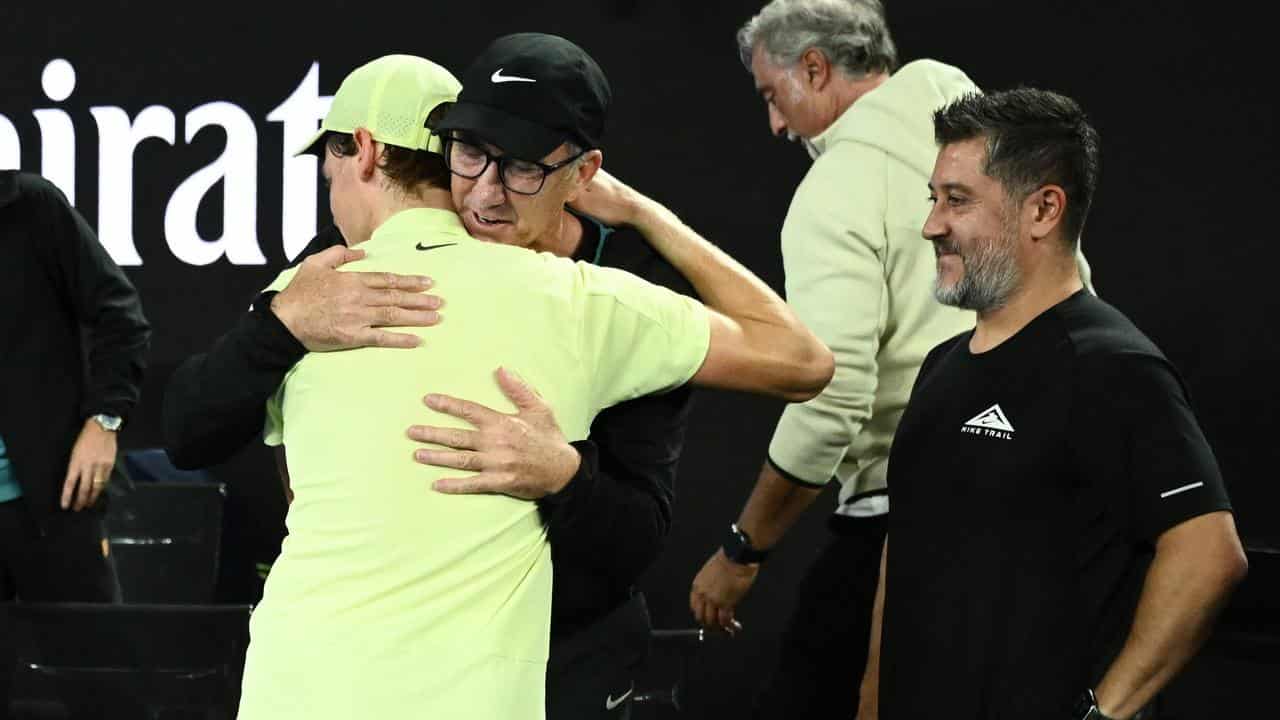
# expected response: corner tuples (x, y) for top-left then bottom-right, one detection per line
(855, 89), (1247, 720)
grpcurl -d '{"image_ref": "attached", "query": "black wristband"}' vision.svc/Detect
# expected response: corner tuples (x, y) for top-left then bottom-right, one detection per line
(722, 523), (770, 564)
(535, 440), (598, 527)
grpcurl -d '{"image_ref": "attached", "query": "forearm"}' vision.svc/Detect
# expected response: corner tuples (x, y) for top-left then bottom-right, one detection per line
(631, 200), (788, 327)
(80, 252), (151, 420)
(540, 441), (672, 582)
(163, 295), (305, 469)
(735, 459), (823, 550)
(50, 176), (152, 420)
(630, 199), (831, 395)
(83, 316), (150, 419)
(860, 536), (888, 706)
(1093, 513), (1247, 718)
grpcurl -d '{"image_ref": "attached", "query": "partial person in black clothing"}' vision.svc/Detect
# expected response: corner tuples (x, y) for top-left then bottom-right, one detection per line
(0, 171), (150, 710)
(856, 89), (1247, 720)
(164, 35), (697, 720)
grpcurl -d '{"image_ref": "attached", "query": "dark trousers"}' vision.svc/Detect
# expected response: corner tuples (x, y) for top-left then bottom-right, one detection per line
(752, 513), (888, 720)
(547, 592), (651, 720)
(0, 499), (120, 718)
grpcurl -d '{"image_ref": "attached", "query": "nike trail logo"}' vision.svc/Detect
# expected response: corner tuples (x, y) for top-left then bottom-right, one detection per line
(491, 68), (536, 84)
(415, 242), (457, 252)
(960, 403), (1015, 440)
(605, 686), (633, 710)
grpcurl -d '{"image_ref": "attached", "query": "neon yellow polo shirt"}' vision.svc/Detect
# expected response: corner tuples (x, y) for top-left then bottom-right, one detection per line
(237, 208), (709, 720)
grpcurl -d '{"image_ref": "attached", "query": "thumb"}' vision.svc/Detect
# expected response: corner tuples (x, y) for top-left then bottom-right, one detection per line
(495, 367), (544, 412)
(308, 244), (365, 270)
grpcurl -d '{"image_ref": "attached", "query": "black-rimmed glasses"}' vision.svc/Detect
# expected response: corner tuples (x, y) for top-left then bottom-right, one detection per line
(442, 135), (585, 195)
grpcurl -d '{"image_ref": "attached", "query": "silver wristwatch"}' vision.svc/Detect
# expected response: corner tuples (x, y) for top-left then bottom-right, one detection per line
(91, 414), (123, 432)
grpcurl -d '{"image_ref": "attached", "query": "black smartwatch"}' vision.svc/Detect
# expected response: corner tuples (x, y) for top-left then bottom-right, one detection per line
(722, 523), (770, 565)
(1073, 689), (1116, 720)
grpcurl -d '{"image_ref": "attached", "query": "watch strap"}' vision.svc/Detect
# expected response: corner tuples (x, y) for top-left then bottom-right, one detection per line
(1073, 689), (1116, 720)
(723, 523), (770, 564)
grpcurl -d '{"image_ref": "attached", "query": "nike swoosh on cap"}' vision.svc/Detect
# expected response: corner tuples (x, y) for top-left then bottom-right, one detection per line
(491, 68), (537, 84)
(415, 242), (458, 252)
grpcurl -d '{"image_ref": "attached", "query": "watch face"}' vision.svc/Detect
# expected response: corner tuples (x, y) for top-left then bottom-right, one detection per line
(723, 525), (749, 563)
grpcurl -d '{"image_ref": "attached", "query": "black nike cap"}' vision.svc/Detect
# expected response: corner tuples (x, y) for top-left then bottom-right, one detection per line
(432, 33), (612, 162)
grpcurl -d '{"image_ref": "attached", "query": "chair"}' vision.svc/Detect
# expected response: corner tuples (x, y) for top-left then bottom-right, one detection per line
(5, 602), (252, 720)
(121, 449), (213, 486)
(105, 482), (226, 603)
(632, 627), (722, 717)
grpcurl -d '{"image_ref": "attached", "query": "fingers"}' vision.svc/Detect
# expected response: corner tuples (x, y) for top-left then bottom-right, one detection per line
(407, 425), (479, 451)
(423, 393), (502, 428)
(60, 464), (79, 510)
(357, 271), (433, 293)
(369, 305), (441, 329)
(716, 607), (738, 636)
(431, 474), (497, 495)
(414, 449), (483, 472)
(348, 308), (443, 349)
(689, 591), (707, 626)
(360, 298), (442, 339)
(495, 367), (545, 411)
(367, 288), (443, 311)
(73, 466), (95, 511)
(692, 594), (717, 629)
(359, 329), (423, 350)
(690, 576), (711, 627)
(85, 466), (108, 509)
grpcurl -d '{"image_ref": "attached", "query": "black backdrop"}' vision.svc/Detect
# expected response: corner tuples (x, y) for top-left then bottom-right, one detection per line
(1, 1), (1274, 715)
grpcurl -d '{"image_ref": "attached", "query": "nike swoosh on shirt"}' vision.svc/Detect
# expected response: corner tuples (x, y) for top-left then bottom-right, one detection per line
(491, 68), (536, 84)
(605, 686), (633, 710)
(1159, 481), (1204, 498)
(415, 242), (457, 252)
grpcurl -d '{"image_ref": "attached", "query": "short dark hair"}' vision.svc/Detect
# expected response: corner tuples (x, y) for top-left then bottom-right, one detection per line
(933, 88), (1100, 245)
(324, 132), (450, 192)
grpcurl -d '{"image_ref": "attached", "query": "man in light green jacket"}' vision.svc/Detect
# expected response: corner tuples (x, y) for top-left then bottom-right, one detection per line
(687, 1), (1091, 716)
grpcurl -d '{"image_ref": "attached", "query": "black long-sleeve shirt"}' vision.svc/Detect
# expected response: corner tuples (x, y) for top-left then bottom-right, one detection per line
(0, 171), (150, 522)
(163, 216), (695, 639)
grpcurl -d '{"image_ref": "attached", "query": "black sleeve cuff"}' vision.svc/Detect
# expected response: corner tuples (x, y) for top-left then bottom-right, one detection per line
(537, 440), (599, 527)
(249, 291), (308, 368)
(767, 454), (829, 489)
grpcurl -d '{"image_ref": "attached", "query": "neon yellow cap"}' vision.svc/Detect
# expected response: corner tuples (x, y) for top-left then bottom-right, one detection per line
(295, 54), (461, 157)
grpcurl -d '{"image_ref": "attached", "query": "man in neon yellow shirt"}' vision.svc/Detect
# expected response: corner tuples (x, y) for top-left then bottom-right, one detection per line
(237, 54), (832, 720)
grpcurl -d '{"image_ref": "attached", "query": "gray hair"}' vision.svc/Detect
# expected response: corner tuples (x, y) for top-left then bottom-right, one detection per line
(562, 140), (591, 171)
(737, 0), (898, 78)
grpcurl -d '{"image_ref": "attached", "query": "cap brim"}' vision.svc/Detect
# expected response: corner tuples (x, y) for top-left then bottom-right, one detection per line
(432, 102), (567, 162)
(293, 128), (328, 158)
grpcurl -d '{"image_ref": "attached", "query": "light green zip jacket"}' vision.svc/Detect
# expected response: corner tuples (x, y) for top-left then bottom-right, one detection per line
(767, 59), (1092, 515)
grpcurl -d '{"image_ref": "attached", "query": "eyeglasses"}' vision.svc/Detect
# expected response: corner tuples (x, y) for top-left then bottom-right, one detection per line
(442, 135), (585, 196)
